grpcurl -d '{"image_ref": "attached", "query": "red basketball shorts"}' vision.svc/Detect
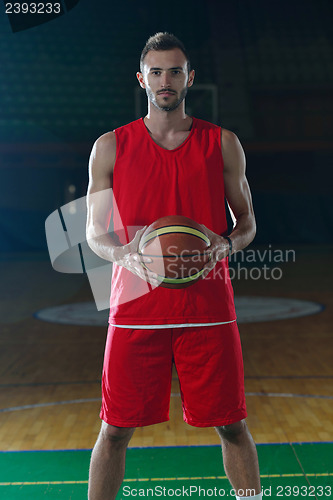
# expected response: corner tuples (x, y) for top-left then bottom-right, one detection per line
(100, 322), (247, 428)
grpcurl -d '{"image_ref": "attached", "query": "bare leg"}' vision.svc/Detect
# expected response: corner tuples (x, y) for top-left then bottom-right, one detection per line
(215, 420), (261, 497)
(88, 421), (135, 500)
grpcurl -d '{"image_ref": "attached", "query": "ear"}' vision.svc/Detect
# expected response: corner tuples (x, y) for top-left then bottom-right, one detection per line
(136, 71), (146, 89)
(187, 69), (195, 88)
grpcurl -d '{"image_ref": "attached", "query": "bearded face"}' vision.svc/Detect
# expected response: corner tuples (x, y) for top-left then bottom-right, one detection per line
(145, 85), (189, 112)
(138, 48), (194, 114)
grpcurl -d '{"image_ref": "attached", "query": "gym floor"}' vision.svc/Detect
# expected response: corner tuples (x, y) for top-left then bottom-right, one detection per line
(0, 245), (332, 498)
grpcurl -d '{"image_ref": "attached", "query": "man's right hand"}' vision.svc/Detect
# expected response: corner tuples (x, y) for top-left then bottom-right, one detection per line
(112, 227), (161, 287)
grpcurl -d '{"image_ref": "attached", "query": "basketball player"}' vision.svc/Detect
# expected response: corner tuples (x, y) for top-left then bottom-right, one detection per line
(86, 33), (261, 500)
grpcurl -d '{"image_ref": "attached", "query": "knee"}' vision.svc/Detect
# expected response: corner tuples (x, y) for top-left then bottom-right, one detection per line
(215, 419), (247, 444)
(99, 421), (135, 448)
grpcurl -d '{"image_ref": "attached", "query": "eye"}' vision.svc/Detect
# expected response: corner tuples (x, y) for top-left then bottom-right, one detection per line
(152, 71), (161, 75)
(172, 70), (181, 75)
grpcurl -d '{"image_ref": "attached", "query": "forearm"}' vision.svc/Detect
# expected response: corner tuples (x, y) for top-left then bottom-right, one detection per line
(86, 224), (159, 286)
(227, 213), (256, 255)
(86, 227), (124, 263)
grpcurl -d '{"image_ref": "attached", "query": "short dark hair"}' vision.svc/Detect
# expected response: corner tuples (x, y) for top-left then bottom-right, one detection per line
(140, 32), (191, 73)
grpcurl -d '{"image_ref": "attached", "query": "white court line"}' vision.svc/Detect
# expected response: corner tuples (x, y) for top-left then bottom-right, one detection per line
(0, 392), (332, 413)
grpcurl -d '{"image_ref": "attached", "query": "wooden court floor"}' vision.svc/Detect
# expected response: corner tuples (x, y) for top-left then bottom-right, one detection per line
(0, 245), (332, 451)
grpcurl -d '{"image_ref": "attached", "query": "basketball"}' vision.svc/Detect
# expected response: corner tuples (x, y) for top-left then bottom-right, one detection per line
(138, 215), (211, 288)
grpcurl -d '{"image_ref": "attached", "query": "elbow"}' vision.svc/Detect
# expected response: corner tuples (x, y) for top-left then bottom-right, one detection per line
(250, 215), (257, 243)
(86, 223), (97, 252)
(86, 236), (95, 252)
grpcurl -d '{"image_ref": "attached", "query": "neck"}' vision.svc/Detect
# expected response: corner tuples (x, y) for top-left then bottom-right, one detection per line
(145, 101), (190, 133)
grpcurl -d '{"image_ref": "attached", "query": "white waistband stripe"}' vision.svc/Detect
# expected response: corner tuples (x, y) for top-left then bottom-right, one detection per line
(109, 320), (236, 330)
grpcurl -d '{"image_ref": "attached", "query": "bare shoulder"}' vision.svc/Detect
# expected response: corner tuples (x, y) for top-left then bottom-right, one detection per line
(221, 128), (242, 152)
(93, 131), (116, 161)
(220, 128), (246, 173)
(95, 130), (116, 147)
(89, 131), (117, 177)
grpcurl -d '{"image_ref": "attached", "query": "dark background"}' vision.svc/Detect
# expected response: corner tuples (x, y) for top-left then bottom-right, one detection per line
(0, 0), (332, 252)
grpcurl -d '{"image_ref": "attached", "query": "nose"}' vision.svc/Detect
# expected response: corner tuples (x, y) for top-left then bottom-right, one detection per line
(160, 71), (171, 88)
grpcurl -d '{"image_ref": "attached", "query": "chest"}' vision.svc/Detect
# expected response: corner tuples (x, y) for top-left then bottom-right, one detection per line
(149, 131), (191, 150)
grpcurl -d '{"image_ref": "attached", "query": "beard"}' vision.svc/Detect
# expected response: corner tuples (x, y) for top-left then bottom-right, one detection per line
(146, 87), (188, 112)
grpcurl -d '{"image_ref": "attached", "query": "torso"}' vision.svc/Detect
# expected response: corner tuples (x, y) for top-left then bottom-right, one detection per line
(109, 116), (237, 326)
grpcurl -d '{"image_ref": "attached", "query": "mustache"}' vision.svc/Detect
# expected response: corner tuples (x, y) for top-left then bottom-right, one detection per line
(157, 89), (176, 94)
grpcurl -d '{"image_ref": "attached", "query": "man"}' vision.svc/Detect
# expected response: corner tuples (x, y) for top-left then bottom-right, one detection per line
(86, 32), (261, 500)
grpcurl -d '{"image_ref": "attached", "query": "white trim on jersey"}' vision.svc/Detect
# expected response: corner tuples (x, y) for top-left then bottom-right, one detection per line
(109, 319), (237, 330)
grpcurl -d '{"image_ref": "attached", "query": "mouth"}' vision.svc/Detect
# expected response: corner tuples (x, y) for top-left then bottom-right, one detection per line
(158, 90), (175, 96)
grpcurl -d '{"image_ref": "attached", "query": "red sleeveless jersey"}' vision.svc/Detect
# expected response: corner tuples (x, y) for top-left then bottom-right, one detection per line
(108, 117), (237, 326)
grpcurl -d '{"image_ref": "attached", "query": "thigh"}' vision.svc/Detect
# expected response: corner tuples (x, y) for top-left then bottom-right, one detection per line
(173, 322), (247, 427)
(101, 325), (173, 427)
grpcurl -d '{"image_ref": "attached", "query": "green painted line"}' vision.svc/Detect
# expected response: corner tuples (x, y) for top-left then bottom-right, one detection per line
(0, 481), (88, 486)
(0, 443), (332, 498)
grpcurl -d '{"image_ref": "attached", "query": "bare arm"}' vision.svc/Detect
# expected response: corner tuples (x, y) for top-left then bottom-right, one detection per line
(222, 128), (256, 252)
(86, 132), (118, 261)
(86, 132), (158, 284)
(202, 128), (256, 277)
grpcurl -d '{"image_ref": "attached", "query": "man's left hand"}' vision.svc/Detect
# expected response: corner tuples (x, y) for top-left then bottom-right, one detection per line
(200, 224), (231, 279)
